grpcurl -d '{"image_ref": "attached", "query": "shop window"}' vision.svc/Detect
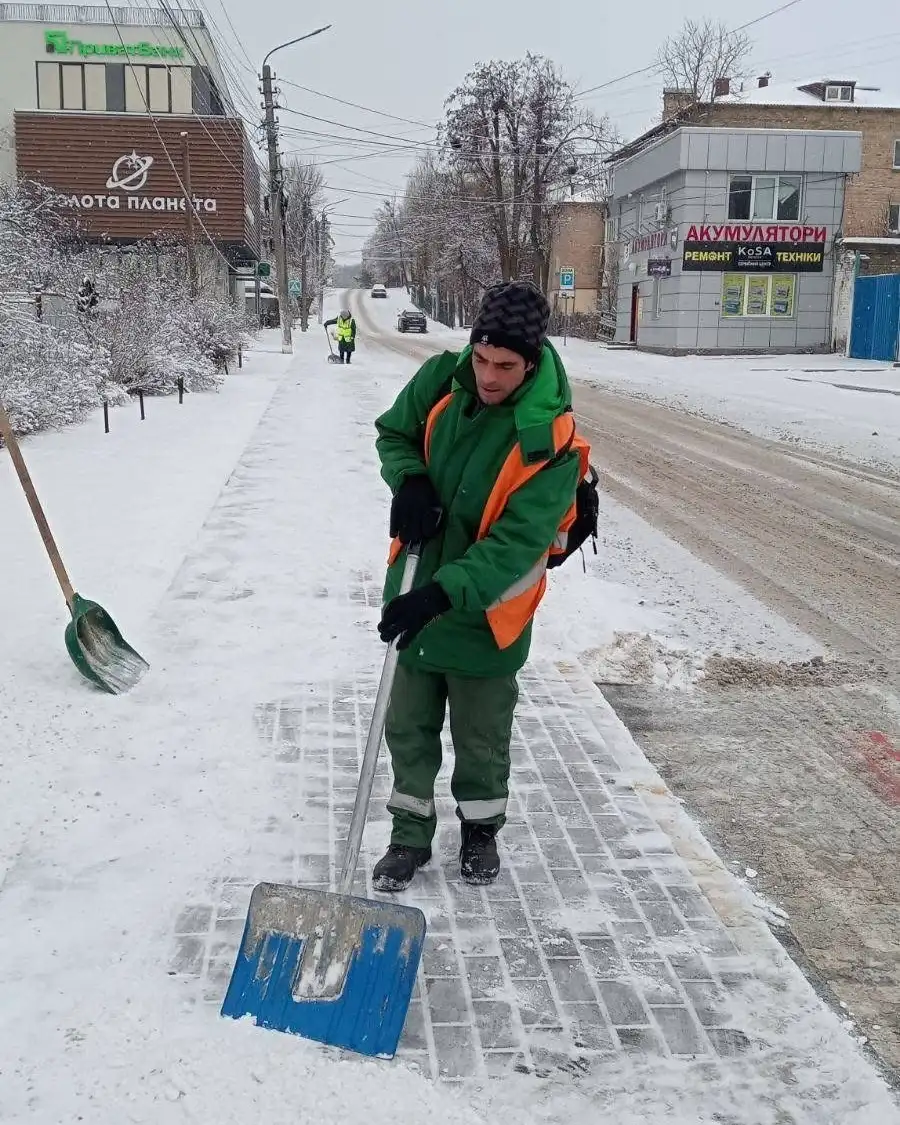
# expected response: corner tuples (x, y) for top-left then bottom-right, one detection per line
(728, 175), (801, 221)
(721, 274), (796, 317)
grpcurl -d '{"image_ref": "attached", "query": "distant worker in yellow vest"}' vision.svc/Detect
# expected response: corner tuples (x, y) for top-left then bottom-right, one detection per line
(324, 308), (357, 364)
(372, 280), (594, 891)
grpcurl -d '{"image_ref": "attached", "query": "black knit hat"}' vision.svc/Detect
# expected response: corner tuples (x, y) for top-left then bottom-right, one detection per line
(469, 281), (550, 365)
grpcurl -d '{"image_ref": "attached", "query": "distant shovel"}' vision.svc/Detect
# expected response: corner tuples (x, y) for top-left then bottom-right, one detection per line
(325, 326), (342, 364)
(221, 544), (426, 1058)
(0, 400), (149, 694)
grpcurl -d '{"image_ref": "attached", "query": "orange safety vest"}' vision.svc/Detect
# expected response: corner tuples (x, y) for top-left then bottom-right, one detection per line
(388, 392), (592, 650)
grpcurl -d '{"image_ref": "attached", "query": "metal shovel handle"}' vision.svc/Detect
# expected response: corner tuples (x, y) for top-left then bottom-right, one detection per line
(338, 542), (421, 894)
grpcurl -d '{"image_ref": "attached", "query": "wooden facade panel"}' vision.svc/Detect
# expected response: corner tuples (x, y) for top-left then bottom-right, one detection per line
(14, 112), (259, 257)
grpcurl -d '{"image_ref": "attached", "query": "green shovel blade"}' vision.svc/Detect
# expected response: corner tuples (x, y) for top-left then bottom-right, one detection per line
(64, 594), (149, 695)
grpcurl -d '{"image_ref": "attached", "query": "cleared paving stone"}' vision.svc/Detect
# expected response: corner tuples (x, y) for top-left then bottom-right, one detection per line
(432, 1024), (478, 1078)
(651, 1006), (710, 1056)
(547, 959), (596, 1003)
(473, 1000), (518, 1049)
(426, 977), (470, 1024)
(595, 980), (651, 1026)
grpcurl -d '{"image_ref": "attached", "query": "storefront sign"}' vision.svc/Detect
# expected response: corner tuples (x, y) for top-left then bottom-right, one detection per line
(685, 223), (827, 244)
(15, 113), (258, 256)
(683, 241), (825, 272)
(60, 152), (217, 214)
(627, 229), (670, 256)
(647, 257), (672, 278)
(45, 29), (184, 59)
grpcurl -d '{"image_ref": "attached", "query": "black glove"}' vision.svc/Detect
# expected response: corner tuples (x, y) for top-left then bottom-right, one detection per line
(390, 474), (443, 544)
(378, 583), (451, 650)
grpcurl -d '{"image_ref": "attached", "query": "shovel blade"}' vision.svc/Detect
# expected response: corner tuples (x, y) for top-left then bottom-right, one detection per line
(221, 882), (425, 1058)
(64, 594), (149, 695)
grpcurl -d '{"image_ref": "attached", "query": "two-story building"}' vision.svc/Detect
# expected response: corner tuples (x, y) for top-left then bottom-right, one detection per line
(607, 125), (861, 352)
(0, 4), (260, 269)
(618, 76), (900, 275)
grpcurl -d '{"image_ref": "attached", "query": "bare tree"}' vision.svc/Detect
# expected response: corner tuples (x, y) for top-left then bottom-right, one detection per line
(656, 18), (751, 105)
(441, 54), (610, 285)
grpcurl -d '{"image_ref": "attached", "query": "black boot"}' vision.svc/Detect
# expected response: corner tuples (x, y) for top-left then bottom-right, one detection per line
(460, 823), (500, 885)
(372, 844), (431, 892)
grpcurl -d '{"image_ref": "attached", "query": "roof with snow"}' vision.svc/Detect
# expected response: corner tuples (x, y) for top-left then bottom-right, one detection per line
(718, 81), (900, 111)
(608, 78), (900, 164)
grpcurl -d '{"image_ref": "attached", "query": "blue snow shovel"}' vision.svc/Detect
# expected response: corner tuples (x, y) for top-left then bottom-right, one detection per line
(221, 544), (426, 1058)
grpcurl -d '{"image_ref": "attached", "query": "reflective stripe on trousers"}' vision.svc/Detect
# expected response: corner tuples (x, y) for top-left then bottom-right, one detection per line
(457, 797), (508, 820)
(388, 788), (435, 818)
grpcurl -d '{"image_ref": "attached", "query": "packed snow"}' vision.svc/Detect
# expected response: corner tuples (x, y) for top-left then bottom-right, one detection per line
(556, 337), (900, 472)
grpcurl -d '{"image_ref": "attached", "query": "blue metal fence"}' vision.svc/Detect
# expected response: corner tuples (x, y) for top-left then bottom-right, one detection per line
(849, 273), (900, 361)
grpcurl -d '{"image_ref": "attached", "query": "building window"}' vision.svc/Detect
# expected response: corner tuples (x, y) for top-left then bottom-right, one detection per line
(106, 63), (126, 112)
(36, 61), (61, 109)
(721, 274), (796, 317)
(728, 175), (801, 221)
(888, 204), (900, 233)
(61, 64), (86, 110)
(893, 140), (900, 169)
(825, 84), (853, 102)
(192, 67), (224, 116)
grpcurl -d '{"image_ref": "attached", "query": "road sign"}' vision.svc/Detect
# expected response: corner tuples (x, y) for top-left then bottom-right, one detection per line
(257, 262), (271, 277)
(560, 268), (575, 292)
(289, 280), (302, 297)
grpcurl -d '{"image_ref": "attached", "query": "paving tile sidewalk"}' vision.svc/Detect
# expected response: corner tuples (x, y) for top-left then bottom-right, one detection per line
(157, 343), (898, 1116)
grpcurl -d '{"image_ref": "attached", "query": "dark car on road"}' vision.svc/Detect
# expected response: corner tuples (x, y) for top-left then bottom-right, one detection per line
(397, 308), (428, 333)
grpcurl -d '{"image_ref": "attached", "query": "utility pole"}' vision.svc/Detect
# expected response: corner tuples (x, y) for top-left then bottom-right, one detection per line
(299, 199), (312, 332)
(261, 64), (292, 353)
(180, 130), (198, 296)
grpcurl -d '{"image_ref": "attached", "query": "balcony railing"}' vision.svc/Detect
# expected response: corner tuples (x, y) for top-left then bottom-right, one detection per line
(0, 3), (204, 27)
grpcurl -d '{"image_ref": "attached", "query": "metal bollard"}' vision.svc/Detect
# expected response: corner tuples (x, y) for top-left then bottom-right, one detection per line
(138, 390), (145, 420)
(103, 401), (109, 434)
(238, 343), (243, 369)
(178, 377), (184, 404)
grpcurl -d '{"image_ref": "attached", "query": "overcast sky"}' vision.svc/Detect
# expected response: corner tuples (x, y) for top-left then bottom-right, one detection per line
(214, 0), (899, 259)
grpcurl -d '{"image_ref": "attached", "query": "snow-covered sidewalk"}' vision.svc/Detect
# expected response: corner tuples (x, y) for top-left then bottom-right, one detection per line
(0, 326), (897, 1124)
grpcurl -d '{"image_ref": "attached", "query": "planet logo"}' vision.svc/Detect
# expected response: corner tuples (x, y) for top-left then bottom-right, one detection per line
(106, 152), (155, 192)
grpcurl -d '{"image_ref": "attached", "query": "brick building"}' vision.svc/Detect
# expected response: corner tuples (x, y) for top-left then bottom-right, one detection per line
(546, 199), (606, 314)
(614, 77), (900, 273)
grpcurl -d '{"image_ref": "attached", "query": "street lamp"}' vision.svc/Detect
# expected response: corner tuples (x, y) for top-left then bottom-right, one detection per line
(261, 25), (332, 354)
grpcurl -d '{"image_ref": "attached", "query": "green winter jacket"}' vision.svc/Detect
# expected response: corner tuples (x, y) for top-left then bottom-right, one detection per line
(376, 341), (581, 678)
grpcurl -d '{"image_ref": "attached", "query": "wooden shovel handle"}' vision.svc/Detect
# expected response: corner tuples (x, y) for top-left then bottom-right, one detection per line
(0, 402), (76, 609)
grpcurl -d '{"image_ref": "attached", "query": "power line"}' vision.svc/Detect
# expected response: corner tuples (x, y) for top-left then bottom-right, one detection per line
(102, 0), (235, 273)
(277, 77), (436, 131)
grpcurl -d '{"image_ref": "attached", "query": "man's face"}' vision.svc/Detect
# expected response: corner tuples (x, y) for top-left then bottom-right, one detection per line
(472, 344), (531, 404)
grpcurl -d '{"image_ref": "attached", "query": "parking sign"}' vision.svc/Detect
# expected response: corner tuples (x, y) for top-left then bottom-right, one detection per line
(560, 268), (575, 292)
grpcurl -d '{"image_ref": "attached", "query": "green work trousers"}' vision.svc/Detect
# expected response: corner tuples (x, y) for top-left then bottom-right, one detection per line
(385, 664), (519, 849)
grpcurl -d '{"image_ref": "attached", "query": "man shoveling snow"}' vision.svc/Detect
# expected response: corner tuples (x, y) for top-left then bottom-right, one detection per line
(373, 280), (592, 890)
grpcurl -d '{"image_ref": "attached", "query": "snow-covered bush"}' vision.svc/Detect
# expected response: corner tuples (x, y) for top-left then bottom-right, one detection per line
(0, 182), (252, 436)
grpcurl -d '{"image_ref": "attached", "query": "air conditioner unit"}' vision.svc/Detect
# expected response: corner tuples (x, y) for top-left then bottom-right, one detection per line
(654, 202), (669, 222)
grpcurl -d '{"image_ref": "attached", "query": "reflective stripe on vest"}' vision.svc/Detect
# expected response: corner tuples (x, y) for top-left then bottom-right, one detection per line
(336, 316), (353, 341)
(388, 392), (591, 649)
